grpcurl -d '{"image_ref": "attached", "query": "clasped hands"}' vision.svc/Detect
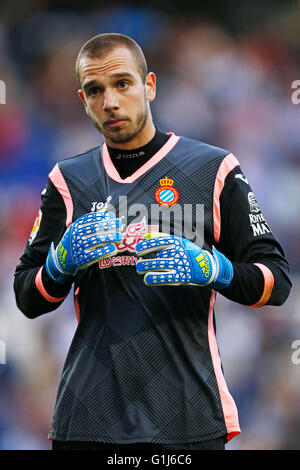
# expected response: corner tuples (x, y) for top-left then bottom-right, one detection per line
(46, 211), (233, 289)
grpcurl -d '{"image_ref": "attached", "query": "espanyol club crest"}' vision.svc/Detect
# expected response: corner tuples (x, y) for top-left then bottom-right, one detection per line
(154, 177), (179, 207)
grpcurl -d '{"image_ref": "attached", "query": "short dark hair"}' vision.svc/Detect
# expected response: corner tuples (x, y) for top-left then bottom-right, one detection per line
(76, 33), (148, 85)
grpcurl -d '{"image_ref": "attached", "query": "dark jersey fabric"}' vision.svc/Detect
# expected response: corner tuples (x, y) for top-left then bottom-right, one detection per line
(14, 133), (291, 444)
(51, 436), (225, 450)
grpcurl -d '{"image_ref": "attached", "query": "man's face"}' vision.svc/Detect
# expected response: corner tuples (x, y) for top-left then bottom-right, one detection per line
(78, 47), (156, 145)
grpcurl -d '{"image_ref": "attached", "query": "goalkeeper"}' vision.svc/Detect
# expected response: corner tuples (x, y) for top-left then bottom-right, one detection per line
(14, 33), (291, 451)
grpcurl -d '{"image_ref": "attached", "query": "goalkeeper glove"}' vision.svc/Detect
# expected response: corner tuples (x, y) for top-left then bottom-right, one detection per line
(135, 234), (233, 289)
(46, 211), (122, 284)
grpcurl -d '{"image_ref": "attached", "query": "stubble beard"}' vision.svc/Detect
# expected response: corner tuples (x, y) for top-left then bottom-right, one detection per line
(92, 99), (149, 145)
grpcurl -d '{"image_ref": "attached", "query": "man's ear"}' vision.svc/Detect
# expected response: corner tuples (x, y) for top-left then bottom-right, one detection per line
(145, 72), (156, 102)
(78, 89), (91, 116)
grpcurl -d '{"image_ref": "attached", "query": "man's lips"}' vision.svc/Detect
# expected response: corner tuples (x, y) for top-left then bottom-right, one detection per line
(105, 119), (128, 128)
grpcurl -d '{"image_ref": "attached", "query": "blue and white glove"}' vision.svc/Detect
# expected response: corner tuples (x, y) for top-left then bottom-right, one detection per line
(46, 211), (123, 284)
(135, 235), (233, 290)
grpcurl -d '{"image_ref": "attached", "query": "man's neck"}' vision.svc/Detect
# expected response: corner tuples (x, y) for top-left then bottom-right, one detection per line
(106, 127), (170, 180)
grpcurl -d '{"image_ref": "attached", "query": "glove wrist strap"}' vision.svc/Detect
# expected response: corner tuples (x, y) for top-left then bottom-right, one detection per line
(209, 246), (233, 290)
(45, 243), (74, 285)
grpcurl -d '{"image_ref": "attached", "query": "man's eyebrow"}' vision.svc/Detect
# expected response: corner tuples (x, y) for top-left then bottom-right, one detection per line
(110, 72), (136, 80)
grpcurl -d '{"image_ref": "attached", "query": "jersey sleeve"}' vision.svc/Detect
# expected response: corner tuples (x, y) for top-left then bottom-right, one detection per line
(214, 154), (292, 307)
(14, 173), (73, 318)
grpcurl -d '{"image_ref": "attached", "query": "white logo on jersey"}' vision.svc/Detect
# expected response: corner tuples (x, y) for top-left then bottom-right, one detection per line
(248, 192), (260, 213)
(248, 213), (271, 236)
(91, 196), (112, 212)
(235, 173), (249, 184)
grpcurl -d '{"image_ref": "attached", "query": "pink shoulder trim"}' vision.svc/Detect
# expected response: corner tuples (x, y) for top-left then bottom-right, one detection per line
(213, 153), (240, 243)
(49, 163), (73, 227)
(208, 290), (241, 441)
(74, 287), (80, 323)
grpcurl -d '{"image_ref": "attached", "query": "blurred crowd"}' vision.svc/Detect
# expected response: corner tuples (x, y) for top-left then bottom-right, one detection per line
(0, 1), (300, 449)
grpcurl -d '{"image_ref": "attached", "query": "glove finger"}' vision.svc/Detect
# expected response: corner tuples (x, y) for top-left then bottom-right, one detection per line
(78, 219), (122, 240)
(83, 232), (123, 251)
(78, 243), (118, 268)
(144, 264), (195, 284)
(136, 257), (175, 274)
(79, 219), (123, 238)
(136, 236), (175, 256)
(95, 218), (123, 232)
(77, 211), (116, 226)
(143, 271), (181, 286)
(154, 247), (176, 259)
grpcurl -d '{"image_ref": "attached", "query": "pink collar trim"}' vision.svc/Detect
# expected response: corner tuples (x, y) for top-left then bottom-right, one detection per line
(101, 132), (180, 184)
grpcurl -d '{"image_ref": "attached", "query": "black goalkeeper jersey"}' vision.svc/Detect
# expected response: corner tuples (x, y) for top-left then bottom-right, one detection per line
(14, 133), (291, 444)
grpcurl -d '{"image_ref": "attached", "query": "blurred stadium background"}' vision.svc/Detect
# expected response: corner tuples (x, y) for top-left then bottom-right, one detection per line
(0, 0), (300, 450)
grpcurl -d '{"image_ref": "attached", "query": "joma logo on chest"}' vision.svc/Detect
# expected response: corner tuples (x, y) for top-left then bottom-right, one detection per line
(90, 196), (112, 212)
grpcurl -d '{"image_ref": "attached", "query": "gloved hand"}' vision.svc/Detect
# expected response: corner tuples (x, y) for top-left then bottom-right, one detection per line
(46, 211), (123, 284)
(135, 234), (233, 290)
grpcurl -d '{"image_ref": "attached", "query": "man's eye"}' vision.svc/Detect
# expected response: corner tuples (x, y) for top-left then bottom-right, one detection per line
(118, 81), (129, 89)
(88, 87), (100, 96)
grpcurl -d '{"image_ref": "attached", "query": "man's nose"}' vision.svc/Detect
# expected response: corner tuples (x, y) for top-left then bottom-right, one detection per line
(103, 89), (119, 111)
